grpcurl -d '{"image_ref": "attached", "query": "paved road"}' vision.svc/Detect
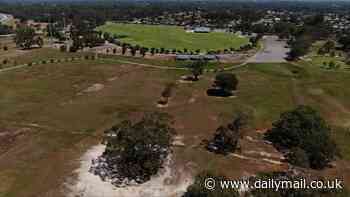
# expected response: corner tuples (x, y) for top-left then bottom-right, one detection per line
(247, 35), (290, 63)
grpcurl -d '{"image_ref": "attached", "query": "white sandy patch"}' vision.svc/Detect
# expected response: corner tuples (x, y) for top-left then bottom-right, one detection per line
(156, 103), (169, 108)
(66, 144), (193, 197)
(172, 135), (185, 147)
(245, 136), (260, 143)
(188, 97), (196, 104)
(178, 79), (193, 84)
(230, 153), (284, 166)
(107, 76), (119, 82)
(83, 83), (105, 93)
(244, 150), (285, 160)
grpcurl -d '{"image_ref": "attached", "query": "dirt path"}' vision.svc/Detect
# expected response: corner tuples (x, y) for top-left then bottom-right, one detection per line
(112, 59), (249, 71)
(0, 56), (249, 75)
(0, 64), (28, 73)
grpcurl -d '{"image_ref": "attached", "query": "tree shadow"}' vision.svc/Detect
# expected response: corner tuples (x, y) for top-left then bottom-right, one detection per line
(206, 88), (233, 97)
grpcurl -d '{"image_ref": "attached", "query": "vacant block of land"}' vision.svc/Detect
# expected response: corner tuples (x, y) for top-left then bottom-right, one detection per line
(1, 52), (350, 197)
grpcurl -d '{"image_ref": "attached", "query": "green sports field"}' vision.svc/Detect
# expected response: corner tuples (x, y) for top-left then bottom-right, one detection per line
(97, 22), (249, 52)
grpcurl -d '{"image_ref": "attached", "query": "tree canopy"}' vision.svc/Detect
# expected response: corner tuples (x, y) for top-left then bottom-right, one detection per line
(91, 112), (175, 186)
(190, 60), (206, 81)
(214, 73), (238, 92)
(207, 112), (248, 155)
(14, 26), (42, 49)
(288, 36), (312, 60)
(265, 105), (338, 169)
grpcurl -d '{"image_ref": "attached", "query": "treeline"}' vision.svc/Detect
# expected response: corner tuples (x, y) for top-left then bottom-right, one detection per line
(0, 2), (263, 28)
(2, 1), (350, 28)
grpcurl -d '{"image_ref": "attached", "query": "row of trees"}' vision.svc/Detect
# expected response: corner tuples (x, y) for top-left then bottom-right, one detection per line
(111, 42), (252, 57)
(101, 31), (258, 57)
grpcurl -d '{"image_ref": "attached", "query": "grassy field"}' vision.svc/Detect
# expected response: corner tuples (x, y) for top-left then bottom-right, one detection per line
(1, 48), (350, 196)
(96, 22), (249, 52)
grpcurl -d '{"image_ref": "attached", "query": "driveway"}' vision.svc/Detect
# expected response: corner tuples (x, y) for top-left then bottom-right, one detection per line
(247, 35), (290, 63)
